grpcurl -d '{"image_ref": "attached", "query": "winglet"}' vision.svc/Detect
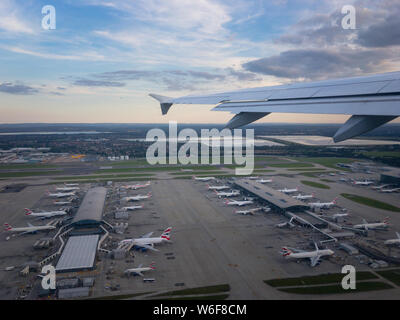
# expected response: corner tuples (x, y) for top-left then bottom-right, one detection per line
(149, 93), (173, 115)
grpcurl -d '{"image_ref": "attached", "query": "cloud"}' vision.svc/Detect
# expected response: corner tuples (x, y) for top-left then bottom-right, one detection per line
(243, 48), (393, 80)
(356, 14), (400, 47)
(0, 82), (38, 95)
(0, 1), (35, 34)
(73, 78), (126, 87)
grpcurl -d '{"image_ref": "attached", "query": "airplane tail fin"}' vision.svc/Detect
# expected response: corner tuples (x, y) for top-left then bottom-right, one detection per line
(24, 208), (32, 216)
(384, 216), (390, 224)
(312, 192), (315, 198)
(161, 227), (172, 240)
(4, 223), (12, 231)
(149, 262), (156, 270)
(281, 247), (292, 256)
(333, 197), (338, 204)
(224, 199), (229, 205)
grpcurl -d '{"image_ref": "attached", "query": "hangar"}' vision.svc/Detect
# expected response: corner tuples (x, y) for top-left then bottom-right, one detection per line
(72, 187), (107, 227)
(234, 179), (309, 212)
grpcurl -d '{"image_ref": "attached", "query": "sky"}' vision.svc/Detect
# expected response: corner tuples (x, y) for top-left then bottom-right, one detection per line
(0, 0), (399, 124)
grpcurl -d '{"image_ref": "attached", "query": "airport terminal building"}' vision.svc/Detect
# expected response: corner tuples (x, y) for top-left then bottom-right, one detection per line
(234, 179), (309, 212)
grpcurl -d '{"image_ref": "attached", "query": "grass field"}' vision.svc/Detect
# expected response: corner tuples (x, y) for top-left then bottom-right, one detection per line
(0, 163), (58, 169)
(361, 151), (400, 158)
(291, 157), (355, 170)
(301, 180), (330, 189)
(278, 281), (393, 295)
(268, 163), (314, 168)
(341, 193), (400, 212)
(376, 269), (400, 286)
(264, 272), (378, 287)
(0, 171), (60, 178)
(153, 284), (230, 297)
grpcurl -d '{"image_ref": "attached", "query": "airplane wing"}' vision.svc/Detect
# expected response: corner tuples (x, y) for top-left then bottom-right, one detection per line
(138, 264), (143, 268)
(138, 244), (159, 252)
(141, 232), (154, 238)
(310, 255), (321, 267)
(150, 71), (400, 142)
(27, 222), (34, 228)
(396, 232), (400, 239)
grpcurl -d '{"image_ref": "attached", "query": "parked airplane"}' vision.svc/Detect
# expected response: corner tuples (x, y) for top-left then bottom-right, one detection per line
(281, 243), (334, 267)
(46, 190), (76, 198)
(120, 205), (144, 211)
(207, 184), (230, 191)
(215, 190), (240, 198)
(278, 187), (299, 194)
(309, 198), (337, 209)
(56, 186), (80, 192)
(276, 217), (295, 228)
(224, 199), (253, 206)
(54, 199), (74, 205)
(121, 181), (151, 190)
(150, 71), (400, 143)
(193, 176), (216, 181)
(353, 217), (389, 231)
(4, 222), (56, 235)
(123, 192), (152, 202)
(380, 188), (400, 193)
(256, 178), (273, 184)
(235, 207), (263, 215)
(248, 176), (260, 180)
(352, 179), (374, 186)
(372, 184), (391, 190)
(384, 232), (400, 246)
(292, 193), (314, 200)
(124, 262), (155, 277)
(24, 208), (68, 218)
(65, 183), (79, 187)
(119, 227), (172, 251)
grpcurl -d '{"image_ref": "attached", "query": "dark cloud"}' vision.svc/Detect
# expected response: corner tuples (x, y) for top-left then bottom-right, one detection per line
(73, 79), (126, 87)
(356, 14), (400, 47)
(243, 48), (392, 80)
(0, 82), (38, 95)
(226, 68), (261, 81)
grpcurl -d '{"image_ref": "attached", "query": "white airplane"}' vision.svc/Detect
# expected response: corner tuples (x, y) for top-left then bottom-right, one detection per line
(56, 186), (80, 192)
(281, 243), (334, 267)
(256, 178), (273, 184)
(193, 176), (216, 181)
(384, 232), (400, 246)
(123, 192), (152, 202)
(292, 193), (314, 200)
(4, 222), (56, 235)
(124, 262), (155, 277)
(309, 198), (337, 209)
(53, 199), (73, 205)
(278, 187), (299, 194)
(224, 199), (253, 206)
(207, 184), (230, 191)
(380, 188), (400, 193)
(214, 190), (240, 198)
(248, 176), (260, 180)
(372, 184), (391, 190)
(353, 217), (389, 231)
(352, 179), (374, 186)
(24, 208), (68, 218)
(46, 190), (76, 198)
(276, 217), (295, 228)
(235, 207), (263, 215)
(119, 227), (172, 251)
(120, 205), (144, 211)
(150, 71), (400, 143)
(65, 183), (79, 187)
(121, 181), (151, 190)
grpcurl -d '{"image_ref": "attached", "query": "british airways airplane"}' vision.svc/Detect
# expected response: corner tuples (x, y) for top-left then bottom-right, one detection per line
(150, 71), (400, 142)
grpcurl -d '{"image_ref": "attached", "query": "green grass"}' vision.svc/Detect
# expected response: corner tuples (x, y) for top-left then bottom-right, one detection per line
(301, 180), (330, 189)
(268, 163), (314, 168)
(288, 168), (325, 171)
(171, 171), (224, 175)
(0, 163), (58, 169)
(321, 179), (335, 183)
(376, 269), (400, 286)
(54, 173), (153, 180)
(292, 157), (355, 170)
(0, 171), (60, 178)
(279, 281), (393, 295)
(264, 272), (378, 287)
(341, 193), (400, 212)
(153, 284), (230, 297)
(361, 151), (400, 158)
(88, 291), (154, 300)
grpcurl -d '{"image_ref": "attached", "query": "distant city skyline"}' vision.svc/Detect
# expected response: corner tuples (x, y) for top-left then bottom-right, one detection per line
(1, 0), (399, 124)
